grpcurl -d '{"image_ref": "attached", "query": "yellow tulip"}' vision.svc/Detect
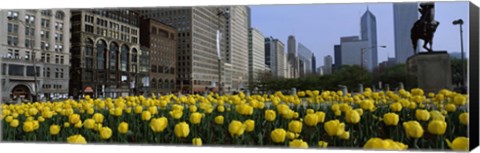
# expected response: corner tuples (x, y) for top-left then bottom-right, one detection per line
(316, 111), (326, 123)
(67, 134), (87, 144)
(345, 110), (360, 124)
(415, 109), (430, 121)
(363, 138), (408, 150)
(141, 111), (152, 121)
(69, 114), (81, 124)
(50, 125), (61, 135)
(403, 121), (424, 138)
(93, 113), (104, 123)
(339, 131), (350, 140)
(288, 120), (303, 133)
(192, 137), (202, 146)
(5, 116), (13, 123)
(10, 119), (19, 128)
(318, 141), (328, 148)
(174, 122), (190, 138)
(118, 122), (129, 134)
(228, 120), (246, 137)
(150, 117), (168, 133)
(214, 115), (224, 125)
(148, 106), (158, 115)
(445, 104), (456, 112)
(453, 95), (466, 106)
(383, 113), (399, 126)
(64, 122), (70, 128)
(271, 128), (287, 143)
(99, 127), (112, 139)
(446, 137), (469, 151)
(390, 102), (402, 112)
(427, 120), (447, 135)
(289, 139), (309, 148)
(217, 105), (225, 112)
(84, 119), (96, 130)
(430, 110), (445, 121)
(28, 108), (39, 116)
(304, 113), (318, 126)
(265, 110), (276, 122)
(23, 121), (35, 132)
(334, 110), (342, 116)
(244, 119), (255, 132)
(459, 113), (468, 125)
(189, 105), (198, 113)
(324, 120), (346, 136)
(134, 105), (143, 114)
(169, 110), (183, 120)
(190, 112), (203, 124)
(74, 120), (83, 128)
(306, 109), (315, 114)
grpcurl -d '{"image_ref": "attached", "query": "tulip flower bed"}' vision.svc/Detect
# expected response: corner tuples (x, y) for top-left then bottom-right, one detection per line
(1, 88), (469, 151)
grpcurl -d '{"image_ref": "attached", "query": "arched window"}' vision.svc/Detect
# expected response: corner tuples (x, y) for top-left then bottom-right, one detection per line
(131, 48), (137, 63)
(109, 42), (118, 70)
(55, 11), (65, 20)
(170, 80), (175, 90)
(96, 40), (107, 70)
(163, 80), (168, 89)
(151, 78), (157, 90)
(121, 45), (129, 71)
(159, 79), (163, 89)
(85, 38), (94, 70)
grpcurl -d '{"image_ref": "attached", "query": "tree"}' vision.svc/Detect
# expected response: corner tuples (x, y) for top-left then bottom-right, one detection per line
(372, 64), (407, 90)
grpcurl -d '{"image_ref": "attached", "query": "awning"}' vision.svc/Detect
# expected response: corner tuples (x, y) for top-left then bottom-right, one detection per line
(84, 86), (94, 93)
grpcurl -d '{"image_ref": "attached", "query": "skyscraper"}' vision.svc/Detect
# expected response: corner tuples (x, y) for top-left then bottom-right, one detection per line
(393, 3), (419, 64)
(265, 36), (285, 78)
(323, 55), (333, 75)
(311, 54), (316, 74)
(287, 35), (299, 78)
(297, 42), (313, 77)
(333, 44), (342, 71)
(360, 8), (378, 71)
(339, 36), (369, 67)
(225, 6), (250, 91)
(138, 7), (228, 93)
(248, 28), (265, 86)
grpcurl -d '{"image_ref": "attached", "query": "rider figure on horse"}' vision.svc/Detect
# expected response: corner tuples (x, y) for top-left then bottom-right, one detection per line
(418, 3), (434, 36)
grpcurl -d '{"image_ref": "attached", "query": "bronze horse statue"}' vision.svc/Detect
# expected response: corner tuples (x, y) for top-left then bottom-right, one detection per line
(410, 2), (439, 54)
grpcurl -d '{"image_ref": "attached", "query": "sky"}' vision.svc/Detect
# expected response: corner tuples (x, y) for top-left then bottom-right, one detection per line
(250, 1), (470, 67)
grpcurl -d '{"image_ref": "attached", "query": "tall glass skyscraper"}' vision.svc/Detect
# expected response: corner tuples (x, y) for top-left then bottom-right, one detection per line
(360, 7), (378, 71)
(393, 3), (420, 64)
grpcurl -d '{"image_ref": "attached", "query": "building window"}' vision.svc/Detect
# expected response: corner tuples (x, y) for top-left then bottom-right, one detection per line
(13, 50), (19, 59)
(41, 42), (49, 50)
(121, 45), (129, 71)
(46, 53), (50, 63)
(55, 55), (59, 64)
(86, 58), (93, 70)
(26, 66), (39, 77)
(96, 40), (107, 70)
(41, 53), (46, 62)
(7, 23), (19, 34)
(85, 39), (94, 56)
(85, 25), (94, 33)
(55, 68), (59, 78)
(131, 37), (138, 44)
(41, 19), (49, 28)
(151, 65), (157, 73)
(9, 65), (24, 76)
(25, 27), (35, 36)
(25, 51), (31, 61)
(25, 15), (35, 25)
(55, 22), (64, 30)
(60, 56), (64, 64)
(7, 11), (19, 20)
(55, 11), (65, 20)
(7, 36), (19, 46)
(109, 43), (118, 70)
(131, 48), (137, 63)
(55, 33), (63, 42)
(60, 69), (64, 78)
(41, 10), (52, 16)
(25, 39), (34, 48)
(46, 68), (50, 77)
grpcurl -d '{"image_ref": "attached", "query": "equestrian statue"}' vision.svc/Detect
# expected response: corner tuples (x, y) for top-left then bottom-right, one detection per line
(410, 2), (440, 54)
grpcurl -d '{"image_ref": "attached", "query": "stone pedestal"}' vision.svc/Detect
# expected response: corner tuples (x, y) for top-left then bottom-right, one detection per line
(406, 51), (452, 94)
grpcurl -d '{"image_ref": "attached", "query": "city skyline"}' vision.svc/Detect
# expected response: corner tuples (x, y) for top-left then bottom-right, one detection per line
(250, 1), (470, 66)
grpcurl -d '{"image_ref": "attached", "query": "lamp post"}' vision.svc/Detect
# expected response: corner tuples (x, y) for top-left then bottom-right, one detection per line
(8, 16), (39, 102)
(217, 7), (230, 95)
(452, 19), (465, 87)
